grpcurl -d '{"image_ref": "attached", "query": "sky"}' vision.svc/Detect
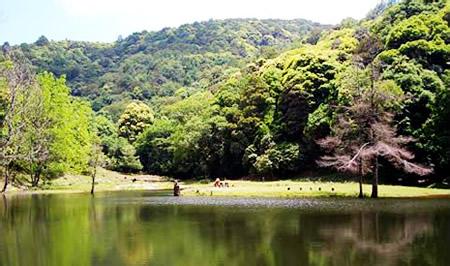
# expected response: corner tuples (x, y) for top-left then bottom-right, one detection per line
(0, 0), (381, 44)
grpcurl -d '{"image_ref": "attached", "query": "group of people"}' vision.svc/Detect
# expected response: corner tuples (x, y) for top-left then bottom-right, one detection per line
(213, 178), (229, 188)
(173, 178), (228, 196)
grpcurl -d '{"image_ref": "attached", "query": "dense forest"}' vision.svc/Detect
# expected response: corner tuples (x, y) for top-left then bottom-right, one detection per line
(1, 0), (449, 191)
(14, 19), (326, 118)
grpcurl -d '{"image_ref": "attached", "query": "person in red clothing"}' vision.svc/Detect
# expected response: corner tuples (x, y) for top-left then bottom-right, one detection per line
(214, 178), (222, 187)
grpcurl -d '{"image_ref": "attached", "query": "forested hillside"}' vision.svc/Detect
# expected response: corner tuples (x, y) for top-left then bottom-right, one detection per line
(1, 0), (449, 191)
(133, 0), (449, 183)
(12, 19), (325, 117)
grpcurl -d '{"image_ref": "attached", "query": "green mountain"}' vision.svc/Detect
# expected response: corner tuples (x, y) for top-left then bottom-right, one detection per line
(14, 19), (327, 113)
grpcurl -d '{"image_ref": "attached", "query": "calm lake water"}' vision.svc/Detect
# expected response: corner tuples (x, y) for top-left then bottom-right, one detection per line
(1, 191), (450, 266)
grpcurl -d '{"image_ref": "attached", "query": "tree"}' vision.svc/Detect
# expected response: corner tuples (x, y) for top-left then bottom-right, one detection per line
(425, 70), (450, 175)
(35, 73), (94, 181)
(244, 131), (300, 180)
(136, 119), (175, 174)
(21, 74), (51, 187)
(274, 51), (338, 142)
(118, 102), (154, 143)
(1, 50), (96, 189)
(0, 52), (34, 192)
(89, 142), (103, 194)
(317, 65), (432, 198)
(34, 35), (49, 46)
(110, 138), (142, 172)
(94, 115), (142, 173)
(366, 0), (397, 20)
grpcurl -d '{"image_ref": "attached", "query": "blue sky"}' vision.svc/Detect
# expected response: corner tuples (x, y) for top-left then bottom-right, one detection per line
(0, 0), (381, 44)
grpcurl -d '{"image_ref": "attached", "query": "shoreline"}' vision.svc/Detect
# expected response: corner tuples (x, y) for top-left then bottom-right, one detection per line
(1, 169), (449, 199)
(3, 178), (449, 199)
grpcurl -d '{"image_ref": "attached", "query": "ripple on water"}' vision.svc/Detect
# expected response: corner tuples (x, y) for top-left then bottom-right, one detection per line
(102, 192), (450, 214)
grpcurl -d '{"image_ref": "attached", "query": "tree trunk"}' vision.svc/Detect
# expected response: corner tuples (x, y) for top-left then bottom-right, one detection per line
(359, 175), (364, 198)
(29, 159), (34, 185)
(90, 176), (95, 194)
(90, 167), (97, 195)
(1, 166), (9, 193)
(371, 156), (379, 198)
(358, 157), (364, 198)
(32, 169), (41, 187)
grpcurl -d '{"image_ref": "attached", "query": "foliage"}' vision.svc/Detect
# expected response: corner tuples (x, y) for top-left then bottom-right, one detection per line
(424, 70), (450, 174)
(118, 102), (154, 143)
(1, 54), (96, 188)
(0, 52), (33, 183)
(36, 73), (95, 176)
(317, 65), (432, 197)
(94, 115), (142, 172)
(136, 92), (215, 176)
(15, 19), (327, 114)
(106, 137), (142, 173)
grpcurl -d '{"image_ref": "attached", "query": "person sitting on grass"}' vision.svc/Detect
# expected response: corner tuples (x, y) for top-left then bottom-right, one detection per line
(214, 178), (222, 187)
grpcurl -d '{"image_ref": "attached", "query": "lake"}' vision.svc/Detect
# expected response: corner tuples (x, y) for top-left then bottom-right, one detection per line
(1, 191), (449, 266)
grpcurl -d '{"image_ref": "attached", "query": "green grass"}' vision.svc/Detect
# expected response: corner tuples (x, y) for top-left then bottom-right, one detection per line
(2, 168), (173, 195)
(2, 169), (449, 198)
(180, 180), (450, 198)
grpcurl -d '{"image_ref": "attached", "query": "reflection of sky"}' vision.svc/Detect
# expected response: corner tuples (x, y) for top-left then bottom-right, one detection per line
(1, 0), (381, 44)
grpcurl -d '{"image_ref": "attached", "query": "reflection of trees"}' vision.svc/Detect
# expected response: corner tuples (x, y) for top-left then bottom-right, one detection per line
(102, 206), (291, 265)
(1, 194), (6, 216)
(0, 194), (93, 265)
(309, 212), (434, 266)
(0, 195), (449, 266)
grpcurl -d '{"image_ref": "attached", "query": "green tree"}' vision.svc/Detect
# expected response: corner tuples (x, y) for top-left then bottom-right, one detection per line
(109, 137), (143, 173)
(21, 75), (51, 186)
(89, 142), (103, 194)
(318, 66), (432, 198)
(118, 102), (154, 142)
(425, 70), (450, 175)
(94, 115), (142, 173)
(135, 92), (220, 177)
(38, 73), (94, 178)
(0, 53), (33, 191)
(136, 119), (176, 174)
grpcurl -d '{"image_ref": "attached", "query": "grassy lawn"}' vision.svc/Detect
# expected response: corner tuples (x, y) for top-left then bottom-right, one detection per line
(2, 169), (449, 198)
(179, 180), (450, 198)
(1, 168), (173, 195)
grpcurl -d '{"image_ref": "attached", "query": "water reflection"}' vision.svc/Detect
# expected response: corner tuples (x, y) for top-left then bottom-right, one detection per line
(0, 192), (449, 266)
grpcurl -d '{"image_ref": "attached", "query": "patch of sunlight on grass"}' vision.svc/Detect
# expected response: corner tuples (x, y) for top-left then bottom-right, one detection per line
(181, 180), (450, 198)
